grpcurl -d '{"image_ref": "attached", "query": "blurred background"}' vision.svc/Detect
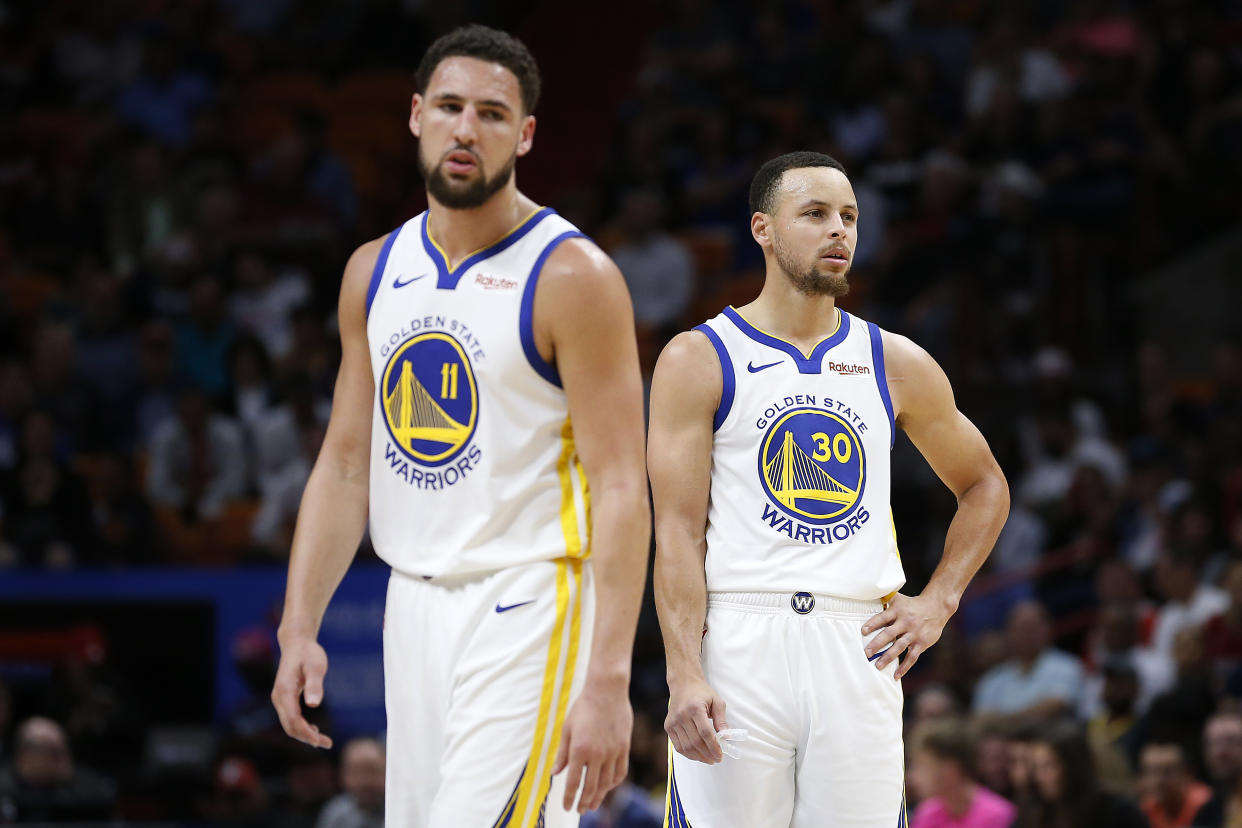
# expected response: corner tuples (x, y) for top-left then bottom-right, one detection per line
(0, 0), (1240, 825)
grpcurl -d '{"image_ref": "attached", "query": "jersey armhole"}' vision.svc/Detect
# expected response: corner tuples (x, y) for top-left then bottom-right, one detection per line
(867, 321), (896, 448)
(364, 225), (403, 320)
(518, 230), (587, 389)
(692, 323), (735, 432)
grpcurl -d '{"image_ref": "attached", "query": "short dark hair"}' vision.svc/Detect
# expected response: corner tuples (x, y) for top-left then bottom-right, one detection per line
(748, 151), (848, 215)
(913, 720), (976, 776)
(415, 24), (541, 115)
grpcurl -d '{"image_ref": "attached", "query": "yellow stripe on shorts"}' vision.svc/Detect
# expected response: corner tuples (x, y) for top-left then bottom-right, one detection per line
(508, 414), (590, 825)
(509, 564), (583, 825)
(529, 559), (583, 821)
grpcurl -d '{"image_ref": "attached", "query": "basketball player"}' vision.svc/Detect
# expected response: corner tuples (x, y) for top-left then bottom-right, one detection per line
(270, 26), (650, 827)
(648, 152), (1010, 827)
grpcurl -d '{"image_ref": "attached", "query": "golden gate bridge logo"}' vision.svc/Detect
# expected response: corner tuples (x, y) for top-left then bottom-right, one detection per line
(758, 408), (865, 524)
(381, 331), (478, 465)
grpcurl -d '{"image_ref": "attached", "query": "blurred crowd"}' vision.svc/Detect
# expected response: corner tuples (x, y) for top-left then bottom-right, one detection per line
(1, 0), (1241, 824)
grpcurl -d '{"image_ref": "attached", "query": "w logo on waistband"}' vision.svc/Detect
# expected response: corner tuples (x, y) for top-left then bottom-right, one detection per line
(791, 592), (816, 614)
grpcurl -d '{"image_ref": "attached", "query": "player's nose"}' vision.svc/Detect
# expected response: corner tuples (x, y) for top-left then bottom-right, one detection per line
(451, 108), (479, 144)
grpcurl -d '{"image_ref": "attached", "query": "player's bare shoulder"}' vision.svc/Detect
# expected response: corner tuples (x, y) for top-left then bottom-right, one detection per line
(530, 235), (635, 362)
(878, 328), (955, 427)
(538, 235), (626, 297)
(338, 235), (390, 328)
(651, 330), (723, 418)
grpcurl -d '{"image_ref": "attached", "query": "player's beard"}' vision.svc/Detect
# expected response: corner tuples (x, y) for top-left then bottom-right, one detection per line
(773, 233), (850, 297)
(419, 145), (517, 209)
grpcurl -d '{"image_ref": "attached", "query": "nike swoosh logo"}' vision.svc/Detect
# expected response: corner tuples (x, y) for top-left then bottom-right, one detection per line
(495, 600), (535, 614)
(747, 360), (782, 373)
(392, 273), (427, 288)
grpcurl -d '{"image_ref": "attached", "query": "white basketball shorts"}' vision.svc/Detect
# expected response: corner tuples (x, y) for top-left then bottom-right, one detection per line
(666, 592), (906, 828)
(384, 557), (594, 827)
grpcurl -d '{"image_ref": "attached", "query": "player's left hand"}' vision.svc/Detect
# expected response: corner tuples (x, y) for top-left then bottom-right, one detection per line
(552, 680), (632, 813)
(861, 592), (954, 679)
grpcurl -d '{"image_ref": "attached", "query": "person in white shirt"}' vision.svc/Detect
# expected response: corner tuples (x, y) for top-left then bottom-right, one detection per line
(973, 600), (1083, 725)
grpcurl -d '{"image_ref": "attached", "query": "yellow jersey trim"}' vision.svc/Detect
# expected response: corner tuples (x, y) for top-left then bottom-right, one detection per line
(727, 305), (841, 359)
(427, 207), (545, 273)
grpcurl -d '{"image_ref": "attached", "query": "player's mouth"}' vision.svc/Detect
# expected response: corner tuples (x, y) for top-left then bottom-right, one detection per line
(443, 150), (479, 176)
(821, 248), (850, 265)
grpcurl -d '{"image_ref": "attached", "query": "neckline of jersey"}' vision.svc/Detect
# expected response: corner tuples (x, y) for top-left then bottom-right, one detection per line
(722, 305), (850, 374)
(422, 206), (555, 289)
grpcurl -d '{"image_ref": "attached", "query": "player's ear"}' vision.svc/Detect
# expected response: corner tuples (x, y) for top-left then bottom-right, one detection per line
(409, 93), (423, 138)
(516, 114), (535, 157)
(751, 211), (771, 249)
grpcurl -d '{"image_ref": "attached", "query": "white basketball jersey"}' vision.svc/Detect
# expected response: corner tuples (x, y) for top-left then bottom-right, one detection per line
(364, 207), (591, 578)
(698, 306), (905, 600)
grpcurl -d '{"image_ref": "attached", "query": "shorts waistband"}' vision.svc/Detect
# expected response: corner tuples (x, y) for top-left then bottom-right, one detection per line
(707, 591), (884, 616)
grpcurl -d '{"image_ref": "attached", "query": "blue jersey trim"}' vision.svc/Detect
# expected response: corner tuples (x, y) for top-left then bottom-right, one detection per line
(519, 230), (587, 388)
(422, 207), (556, 290)
(364, 225), (403, 319)
(868, 321), (896, 449)
(721, 305), (850, 374)
(693, 323), (735, 432)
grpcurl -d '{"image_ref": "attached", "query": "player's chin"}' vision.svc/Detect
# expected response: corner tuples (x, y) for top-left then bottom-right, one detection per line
(818, 260), (851, 278)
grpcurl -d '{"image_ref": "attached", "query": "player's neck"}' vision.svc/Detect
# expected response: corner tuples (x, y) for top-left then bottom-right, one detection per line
(737, 280), (840, 354)
(425, 187), (540, 270)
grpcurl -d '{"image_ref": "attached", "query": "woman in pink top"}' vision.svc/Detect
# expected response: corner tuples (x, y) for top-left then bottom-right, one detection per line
(909, 720), (1018, 828)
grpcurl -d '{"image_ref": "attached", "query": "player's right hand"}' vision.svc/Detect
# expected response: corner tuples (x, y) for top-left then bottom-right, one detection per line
(271, 634), (333, 749)
(666, 676), (728, 764)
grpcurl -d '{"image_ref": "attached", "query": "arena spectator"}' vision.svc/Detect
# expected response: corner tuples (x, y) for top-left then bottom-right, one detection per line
(1202, 563), (1242, 686)
(202, 754), (272, 827)
(1145, 626), (1219, 752)
(972, 601), (1084, 725)
(1085, 658), (1142, 792)
(1193, 714), (1242, 828)
(1081, 601), (1175, 718)
(972, 726), (1024, 804)
(174, 275), (238, 401)
(1014, 721), (1147, 828)
(227, 245), (311, 363)
(315, 737), (384, 828)
(145, 387), (246, 522)
(1150, 547), (1227, 664)
(1203, 712), (1242, 793)
(115, 38), (213, 147)
(580, 780), (664, 828)
(608, 189), (695, 333)
(908, 719), (1016, 828)
(1139, 740), (1211, 828)
(912, 684), (963, 731)
(1, 408), (91, 567)
(0, 716), (116, 821)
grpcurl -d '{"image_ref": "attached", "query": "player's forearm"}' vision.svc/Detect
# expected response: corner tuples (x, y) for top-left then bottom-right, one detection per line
(922, 470), (1009, 613)
(278, 459), (370, 641)
(582, 482), (650, 688)
(654, 528), (709, 688)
